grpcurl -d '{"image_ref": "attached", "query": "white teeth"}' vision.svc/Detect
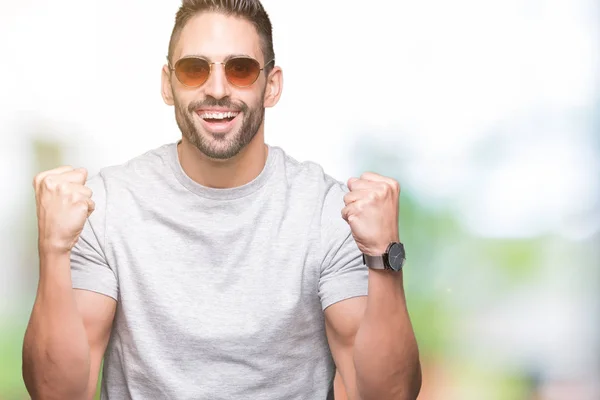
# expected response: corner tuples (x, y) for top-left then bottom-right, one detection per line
(199, 111), (239, 120)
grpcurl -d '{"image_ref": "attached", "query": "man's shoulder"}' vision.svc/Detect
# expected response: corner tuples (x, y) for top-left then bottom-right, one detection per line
(273, 145), (349, 197)
(88, 142), (174, 185)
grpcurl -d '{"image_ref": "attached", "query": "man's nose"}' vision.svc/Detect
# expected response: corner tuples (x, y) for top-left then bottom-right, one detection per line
(203, 63), (230, 99)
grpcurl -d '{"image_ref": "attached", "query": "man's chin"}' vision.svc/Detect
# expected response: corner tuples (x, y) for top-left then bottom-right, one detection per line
(191, 132), (243, 160)
(197, 127), (237, 143)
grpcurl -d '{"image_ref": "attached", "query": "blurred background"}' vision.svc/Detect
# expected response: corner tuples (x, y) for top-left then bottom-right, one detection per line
(0, 0), (598, 399)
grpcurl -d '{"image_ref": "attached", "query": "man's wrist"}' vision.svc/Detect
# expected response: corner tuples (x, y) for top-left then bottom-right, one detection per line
(363, 237), (400, 256)
(38, 238), (71, 258)
(37, 250), (73, 290)
(38, 243), (72, 271)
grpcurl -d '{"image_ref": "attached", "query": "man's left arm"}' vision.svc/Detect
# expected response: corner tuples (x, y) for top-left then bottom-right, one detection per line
(325, 172), (421, 400)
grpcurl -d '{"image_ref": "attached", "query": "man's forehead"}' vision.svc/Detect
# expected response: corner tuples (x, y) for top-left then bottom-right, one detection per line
(173, 12), (263, 62)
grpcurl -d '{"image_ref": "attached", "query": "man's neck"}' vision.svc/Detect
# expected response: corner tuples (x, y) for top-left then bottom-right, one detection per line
(177, 133), (268, 189)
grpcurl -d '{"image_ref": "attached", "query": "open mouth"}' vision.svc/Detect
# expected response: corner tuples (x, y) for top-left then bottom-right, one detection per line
(199, 111), (239, 123)
(196, 110), (241, 133)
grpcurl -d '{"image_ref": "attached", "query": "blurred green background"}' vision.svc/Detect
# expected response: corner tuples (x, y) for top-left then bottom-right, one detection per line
(1, 0), (598, 399)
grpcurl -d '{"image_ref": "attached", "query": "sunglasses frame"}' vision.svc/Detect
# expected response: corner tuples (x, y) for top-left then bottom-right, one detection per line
(167, 56), (274, 88)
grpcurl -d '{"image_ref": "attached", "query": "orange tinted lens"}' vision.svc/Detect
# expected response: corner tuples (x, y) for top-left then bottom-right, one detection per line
(225, 58), (261, 87)
(174, 58), (210, 87)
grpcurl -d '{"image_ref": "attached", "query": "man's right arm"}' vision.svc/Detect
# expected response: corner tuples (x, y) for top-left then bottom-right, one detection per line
(23, 255), (116, 400)
(22, 166), (117, 400)
(22, 252), (116, 399)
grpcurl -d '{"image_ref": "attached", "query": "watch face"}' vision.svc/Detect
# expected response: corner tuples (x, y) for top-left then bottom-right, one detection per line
(387, 243), (405, 271)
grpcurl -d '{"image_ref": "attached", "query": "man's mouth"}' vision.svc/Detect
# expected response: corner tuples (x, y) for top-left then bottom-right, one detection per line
(196, 110), (241, 133)
(197, 111), (240, 123)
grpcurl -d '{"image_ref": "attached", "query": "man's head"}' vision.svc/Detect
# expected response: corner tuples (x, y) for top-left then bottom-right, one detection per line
(161, 0), (282, 160)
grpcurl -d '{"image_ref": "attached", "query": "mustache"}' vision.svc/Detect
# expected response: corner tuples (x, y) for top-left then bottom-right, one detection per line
(188, 96), (248, 113)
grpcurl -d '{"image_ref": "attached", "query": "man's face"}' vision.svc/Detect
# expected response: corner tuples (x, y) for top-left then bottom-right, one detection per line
(165, 13), (269, 160)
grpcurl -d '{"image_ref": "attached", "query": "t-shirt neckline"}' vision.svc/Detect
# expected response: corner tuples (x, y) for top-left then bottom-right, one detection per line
(165, 140), (278, 200)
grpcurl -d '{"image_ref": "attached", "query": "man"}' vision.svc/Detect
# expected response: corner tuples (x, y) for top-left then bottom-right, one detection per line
(22, 1), (421, 399)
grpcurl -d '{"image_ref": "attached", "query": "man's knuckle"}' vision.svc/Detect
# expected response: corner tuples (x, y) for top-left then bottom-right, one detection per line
(57, 182), (71, 194)
(42, 176), (56, 190)
(68, 192), (79, 203)
(73, 199), (87, 211)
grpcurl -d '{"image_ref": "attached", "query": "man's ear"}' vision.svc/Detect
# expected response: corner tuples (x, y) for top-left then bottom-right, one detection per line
(161, 64), (175, 106)
(264, 66), (283, 108)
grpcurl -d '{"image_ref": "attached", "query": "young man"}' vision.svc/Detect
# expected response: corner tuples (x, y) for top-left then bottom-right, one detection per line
(22, 1), (421, 399)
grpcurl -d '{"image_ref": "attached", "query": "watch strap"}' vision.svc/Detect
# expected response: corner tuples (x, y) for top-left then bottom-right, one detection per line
(362, 253), (388, 270)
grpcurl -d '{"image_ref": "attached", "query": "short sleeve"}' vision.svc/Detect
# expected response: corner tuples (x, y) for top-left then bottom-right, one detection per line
(70, 173), (118, 300)
(318, 182), (368, 311)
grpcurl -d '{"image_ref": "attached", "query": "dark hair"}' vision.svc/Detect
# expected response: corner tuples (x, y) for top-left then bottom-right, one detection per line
(168, 0), (275, 73)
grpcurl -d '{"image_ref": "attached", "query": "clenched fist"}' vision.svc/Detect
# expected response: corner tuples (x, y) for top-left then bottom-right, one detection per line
(33, 166), (95, 255)
(341, 172), (401, 256)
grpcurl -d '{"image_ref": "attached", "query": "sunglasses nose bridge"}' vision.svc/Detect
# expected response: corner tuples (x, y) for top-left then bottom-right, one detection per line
(203, 61), (230, 98)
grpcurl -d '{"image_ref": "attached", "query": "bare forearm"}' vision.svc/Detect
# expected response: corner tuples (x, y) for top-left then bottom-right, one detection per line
(353, 270), (421, 400)
(22, 252), (91, 400)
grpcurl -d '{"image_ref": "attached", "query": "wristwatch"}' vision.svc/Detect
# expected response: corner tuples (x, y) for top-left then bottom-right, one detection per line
(362, 242), (406, 272)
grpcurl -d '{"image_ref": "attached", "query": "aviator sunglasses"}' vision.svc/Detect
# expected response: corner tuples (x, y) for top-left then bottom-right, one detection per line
(168, 56), (274, 88)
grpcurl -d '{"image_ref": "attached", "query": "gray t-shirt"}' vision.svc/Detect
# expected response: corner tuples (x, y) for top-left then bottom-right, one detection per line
(70, 141), (368, 400)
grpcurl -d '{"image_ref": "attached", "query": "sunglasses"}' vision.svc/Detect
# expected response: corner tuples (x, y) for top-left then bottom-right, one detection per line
(168, 56), (274, 88)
